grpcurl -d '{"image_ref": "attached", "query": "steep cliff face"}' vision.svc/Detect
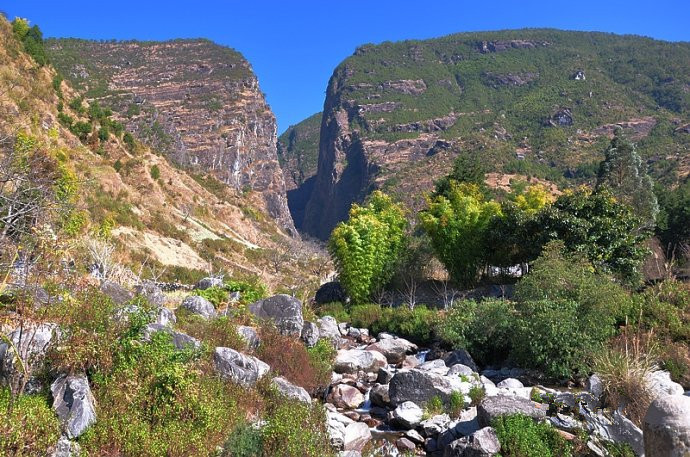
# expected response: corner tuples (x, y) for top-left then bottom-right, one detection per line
(302, 29), (690, 239)
(46, 39), (296, 234)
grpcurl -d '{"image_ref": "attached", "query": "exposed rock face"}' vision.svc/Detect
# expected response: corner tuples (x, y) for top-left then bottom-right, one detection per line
(47, 39), (295, 234)
(213, 347), (269, 386)
(644, 394), (690, 457)
(248, 294), (304, 337)
(51, 374), (97, 439)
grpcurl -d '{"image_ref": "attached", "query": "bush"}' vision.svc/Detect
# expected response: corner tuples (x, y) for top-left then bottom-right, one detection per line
(448, 391), (464, 419)
(349, 304), (437, 345)
(493, 414), (572, 457)
(307, 339), (336, 389)
(315, 302), (350, 323)
(0, 389), (60, 456)
(260, 397), (331, 457)
(222, 423), (263, 457)
(150, 164), (161, 180)
(177, 315), (246, 352)
(468, 385), (485, 406)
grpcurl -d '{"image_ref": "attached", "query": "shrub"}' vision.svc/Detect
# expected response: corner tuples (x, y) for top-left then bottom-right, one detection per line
(493, 414), (572, 457)
(260, 397), (331, 457)
(315, 302), (350, 323)
(98, 125), (109, 142)
(425, 395), (444, 418)
(468, 385), (485, 406)
(222, 423), (263, 457)
(307, 339), (336, 389)
(349, 304), (437, 345)
(194, 286), (229, 307)
(448, 391), (464, 419)
(177, 315), (246, 352)
(123, 131), (136, 151)
(0, 389), (60, 456)
(150, 164), (161, 180)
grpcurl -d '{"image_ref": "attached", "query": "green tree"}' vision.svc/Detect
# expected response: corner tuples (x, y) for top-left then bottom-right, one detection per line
(597, 129), (658, 228)
(329, 191), (408, 304)
(433, 153), (487, 198)
(656, 177), (690, 255)
(11, 19), (47, 66)
(420, 182), (501, 287)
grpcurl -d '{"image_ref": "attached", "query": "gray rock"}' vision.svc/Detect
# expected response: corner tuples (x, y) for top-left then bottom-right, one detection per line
(389, 369), (456, 407)
(586, 374), (605, 400)
(315, 281), (347, 305)
(50, 435), (81, 457)
(180, 295), (217, 319)
(377, 366), (394, 384)
(272, 376), (311, 404)
(318, 316), (341, 341)
(406, 429), (425, 444)
(389, 401), (424, 429)
(155, 306), (176, 326)
(477, 396), (546, 427)
(444, 349), (478, 373)
(100, 280), (134, 305)
(195, 277), (223, 290)
(327, 411), (351, 448)
(143, 324), (201, 350)
(343, 422), (372, 452)
(213, 347), (269, 387)
(646, 370), (685, 398)
(644, 394), (690, 457)
(249, 294), (304, 337)
(449, 364), (475, 377)
(134, 282), (166, 307)
(496, 378), (523, 389)
(1, 322), (59, 390)
(422, 413), (451, 436)
(549, 413), (582, 432)
(301, 321), (320, 347)
(370, 383), (391, 408)
(334, 349), (387, 374)
(419, 359), (450, 376)
(397, 437), (417, 452)
(582, 406), (644, 457)
(367, 336), (418, 364)
(339, 452), (362, 457)
(51, 374), (97, 439)
(444, 426), (500, 457)
(237, 325), (260, 350)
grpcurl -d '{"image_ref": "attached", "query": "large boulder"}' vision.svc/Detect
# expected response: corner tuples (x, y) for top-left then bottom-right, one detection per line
(134, 282), (166, 307)
(51, 374), (97, 439)
(444, 426), (500, 457)
(389, 401), (424, 429)
(343, 422), (372, 452)
(367, 336), (418, 364)
(444, 349), (478, 373)
(315, 281), (347, 305)
(301, 321), (320, 347)
(646, 370), (685, 398)
(477, 396), (546, 427)
(389, 369), (456, 407)
(334, 349), (387, 374)
(155, 306), (176, 326)
(643, 394), (690, 457)
(249, 294), (304, 337)
(180, 295), (217, 319)
(272, 376), (311, 404)
(213, 347), (269, 387)
(143, 324), (200, 350)
(195, 277), (223, 290)
(328, 384), (365, 409)
(583, 407), (643, 457)
(327, 411), (353, 448)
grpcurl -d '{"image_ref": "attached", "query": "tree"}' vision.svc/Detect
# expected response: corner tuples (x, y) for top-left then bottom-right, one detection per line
(596, 129), (658, 228)
(329, 191), (407, 304)
(420, 182), (501, 287)
(656, 178), (690, 257)
(433, 152), (487, 198)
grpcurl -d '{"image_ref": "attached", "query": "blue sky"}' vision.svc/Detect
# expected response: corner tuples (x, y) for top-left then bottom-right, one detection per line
(4, 0), (689, 133)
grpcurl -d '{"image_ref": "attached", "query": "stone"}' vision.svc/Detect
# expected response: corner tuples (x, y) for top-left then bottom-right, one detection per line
(444, 426), (500, 457)
(143, 324), (201, 350)
(582, 406), (644, 457)
(389, 401), (424, 429)
(643, 394), (690, 457)
(213, 347), (269, 387)
(343, 422), (372, 452)
(195, 276), (223, 290)
(396, 437), (417, 452)
(444, 349), (479, 372)
(50, 435), (81, 457)
(134, 282), (166, 307)
(155, 306), (176, 326)
(180, 295), (216, 319)
(339, 452), (362, 457)
(369, 383), (391, 408)
(377, 366), (394, 384)
(448, 364), (475, 377)
(496, 378), (523, 389)
(318, 316), (341, 341)
(315, 281), (347, 305)
(422, 414), (451, 436)
(406, 429), (425, 444)
(272, 376), (311, 404)
(334, 349), (387, 374)
(646, 370), (685, 398)
(237, 325), (260, 350)
(389, 369), (456, 407)
(549, 413), (582, 432)
(419, 359), (450, 376)
(329, 384), (365, 409)
(1, 322), (59, 391)
(586, 374), (605, 400)
(100, 280), (134, 305)
(367, 336), (418, 364)
(477, 396), (546, 427)
(301, 321), (320, 347)
(249, 294), (304, 337)
(327, 411), (352, 448)
(51, 374), (97, 439)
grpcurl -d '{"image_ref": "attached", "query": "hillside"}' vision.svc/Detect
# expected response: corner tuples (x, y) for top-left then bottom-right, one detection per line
(46, 37), (296, 235)
(299, 29), (690, 239)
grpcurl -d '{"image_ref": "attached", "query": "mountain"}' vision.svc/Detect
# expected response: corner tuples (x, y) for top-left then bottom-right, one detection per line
(298, 29), (690, 239)
(46, 38), (296, 235)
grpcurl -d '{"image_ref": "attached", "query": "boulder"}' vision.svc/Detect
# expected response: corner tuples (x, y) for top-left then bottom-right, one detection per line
(272, 376), (311, 404)
(180, 295), (216, 319)
(343, 422), (372, 452)
(367, 336), (417, 364)
(143, 324), (200, 350)
(444, 426), (500, 457)
(444, 349), (478, 372)
(301, 321), (320, 347)
(419, 358), (450, 376)
(422, 413), (451, 436)
(644, 394), (690, 457)
(334, 349), (387, 374)
(195, 276), (223, 290)
(155, 307), (176, 326)
(369, 383), (391, 408)
(586, 374), (605, 401)
(329, 384), (365, 409)
(134, 282), (166, 307)
(581, 406), (644, 456)
(389, 401), (424, 429)
(389, 369), (456, 407)
(50, 435), (81, 457)
(237, 325), (260, 350)
(646, 370), (685, 398)
(100, 280), (133, 305)
(315, 281), (347, 305)
(448, 364), (475, 377)
(396, 437), (417, 452)
(496, 378), (524, 389)
(51, 374), (97, 439)
(318, 316), (341, 342)
(377, 367), (394, 384)
(327, 411), (352, 448)
(213, 347), (269, 387)
(477, 396), (546, 427)
(1, 322), (59, 391)
(249, 294), (304, 337)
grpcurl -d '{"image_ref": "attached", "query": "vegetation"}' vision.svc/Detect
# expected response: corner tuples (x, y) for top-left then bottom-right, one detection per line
(493, 414), (572, 457)
(11, 18), (47, 66)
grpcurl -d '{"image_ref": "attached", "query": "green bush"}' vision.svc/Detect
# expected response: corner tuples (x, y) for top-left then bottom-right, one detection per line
(349, 304), (437, 345)
(315, 302), (350, 322)
(222, 423), (263, 457)
(194, 286), (228, 307)
(469, 385), (485, 406)
(261, 397), (331, 457)
(449, 391), (464, 419)
(307, 339), (337, 388)
(150, 164), (161, 180)
(0, 389), (60, 456)
(493, 414), (572, 457)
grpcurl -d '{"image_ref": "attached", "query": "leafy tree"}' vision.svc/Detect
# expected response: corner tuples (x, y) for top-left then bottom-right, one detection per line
(420, 182), (501, 287)
(11, 18), (47, 66)
(329, 191), (407, 303)
(597, 129), (658, 228)
(433, 153), (487, 198)
(656, 177), (690, 255)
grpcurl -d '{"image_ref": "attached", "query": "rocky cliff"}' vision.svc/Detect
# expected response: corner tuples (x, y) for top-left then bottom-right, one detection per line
(46, 38), (296, 234)
(301, 29), (690, 239)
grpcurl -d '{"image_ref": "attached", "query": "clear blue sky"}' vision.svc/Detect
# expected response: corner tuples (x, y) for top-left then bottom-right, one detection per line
(4, 0), (689, 133)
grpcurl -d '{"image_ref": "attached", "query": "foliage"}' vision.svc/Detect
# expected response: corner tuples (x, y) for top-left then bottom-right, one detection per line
(315, 302), (350, 323)
(425, 395), (444, 418)
(222, 423), (263, 457)
(433, 152), (487, 198)
(421, 182), (501, 287)
(194, 286), (228, 307)
(177, 315), (246, 352)
(260, 397), (331, 457)
(448, 391), (464, 419)
(150, 164), (161, 180)
(349, 304), (437, 345)
(656, 177), (690, 254)
(493, 414), (572, 457)
(468, 385), (485, 406)
(307, 339), (337, 389)
(0, 389), (60, 456)
(329, 191), (408, 303)
(11, 18), (47, 66)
